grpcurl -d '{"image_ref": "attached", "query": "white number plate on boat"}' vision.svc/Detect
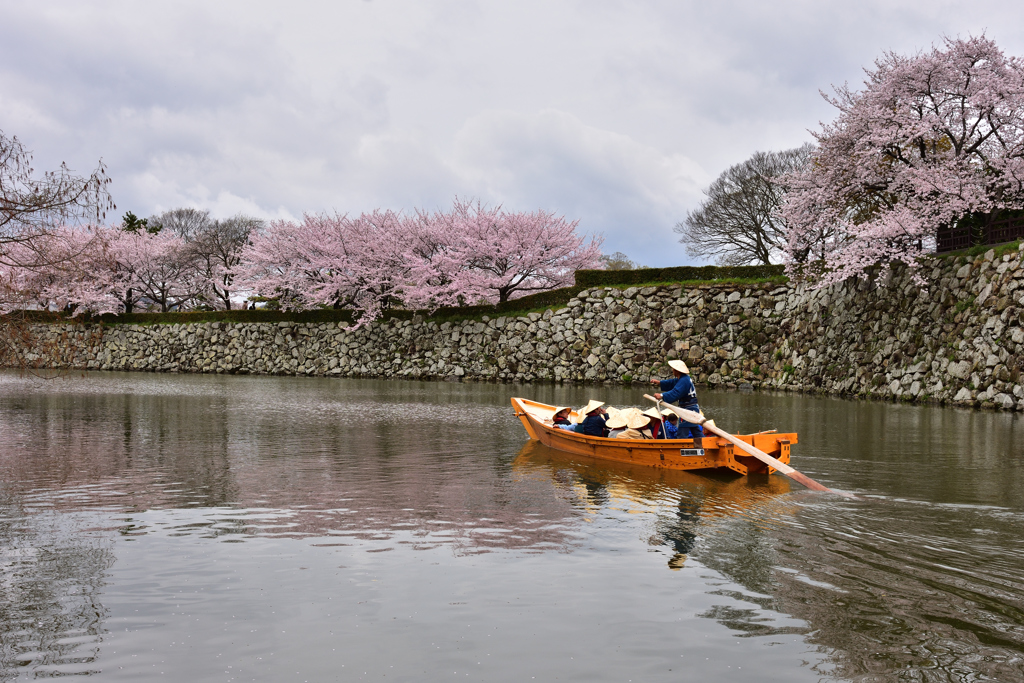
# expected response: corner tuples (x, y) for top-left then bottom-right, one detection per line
(679, 448), (705, 457)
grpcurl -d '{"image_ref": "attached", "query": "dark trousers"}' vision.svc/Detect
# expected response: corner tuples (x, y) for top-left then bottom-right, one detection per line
(678, 422), (704, 440)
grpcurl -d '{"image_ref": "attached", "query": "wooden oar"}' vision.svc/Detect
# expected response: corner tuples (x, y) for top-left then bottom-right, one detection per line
(643, 394), (836, 494)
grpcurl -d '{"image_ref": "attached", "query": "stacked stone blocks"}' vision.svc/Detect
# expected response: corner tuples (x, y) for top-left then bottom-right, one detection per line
(13, 246), (1024, 411)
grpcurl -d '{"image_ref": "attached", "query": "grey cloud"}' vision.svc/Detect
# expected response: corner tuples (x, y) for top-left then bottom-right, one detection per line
(452, 109), (706, 264)
(1, 0), (1023, 268)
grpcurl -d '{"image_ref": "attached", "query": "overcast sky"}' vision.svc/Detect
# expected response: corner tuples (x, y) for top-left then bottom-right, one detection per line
(2, 1), (1022, 266)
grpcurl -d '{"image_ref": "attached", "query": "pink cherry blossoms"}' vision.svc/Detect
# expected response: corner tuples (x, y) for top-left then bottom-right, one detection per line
(0, 225), (198, 314)
(782, 35), (1024, 285)
(240, 199), (603, 324)
(2, 200), (603, 323)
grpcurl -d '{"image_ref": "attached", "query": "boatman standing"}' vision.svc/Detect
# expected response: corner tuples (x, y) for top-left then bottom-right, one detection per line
(650, 359), (704, 440)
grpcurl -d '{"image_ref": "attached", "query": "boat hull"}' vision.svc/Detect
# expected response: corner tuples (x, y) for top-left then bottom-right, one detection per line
(512, 397), (796, 475)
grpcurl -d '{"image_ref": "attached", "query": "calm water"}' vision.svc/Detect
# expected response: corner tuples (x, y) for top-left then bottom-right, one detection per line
(1, 371), (1023, 682)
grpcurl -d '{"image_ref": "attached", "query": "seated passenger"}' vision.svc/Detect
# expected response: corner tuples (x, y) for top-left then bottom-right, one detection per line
(615, 410), (653, 439)
(660, 410), (680, 439)
(642, 407), (666, 439)
(577, 400), (609, 437)
(548, 405), (581, 432)
(605, 410), (632, 437)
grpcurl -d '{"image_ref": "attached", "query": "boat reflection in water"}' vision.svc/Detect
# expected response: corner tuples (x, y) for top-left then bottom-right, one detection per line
(513, 439), (797, 574)
(514, 440), (837, 644)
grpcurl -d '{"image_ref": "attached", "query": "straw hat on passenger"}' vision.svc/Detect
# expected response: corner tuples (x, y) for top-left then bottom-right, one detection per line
(661, 408), (678, 418)
(626, 411), (651, 430)
(668, 359), (690, 374)
(581, 400), (605, 415)
(605, 412), (629, 429)
(643, 407), (663, 421)
(548, 406), (572, 424)
(609, 407), (642, 429)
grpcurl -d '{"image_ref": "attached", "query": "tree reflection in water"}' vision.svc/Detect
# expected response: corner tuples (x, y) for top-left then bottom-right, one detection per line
(0, 498), (114, 680)
(4, 371), (1024, 682)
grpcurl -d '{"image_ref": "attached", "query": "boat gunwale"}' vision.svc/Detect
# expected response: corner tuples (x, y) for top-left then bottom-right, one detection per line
(514, 397), (703, 448)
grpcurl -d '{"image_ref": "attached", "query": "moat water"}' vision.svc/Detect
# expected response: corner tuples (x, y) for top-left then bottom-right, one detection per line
(1, 370), (1023, 682)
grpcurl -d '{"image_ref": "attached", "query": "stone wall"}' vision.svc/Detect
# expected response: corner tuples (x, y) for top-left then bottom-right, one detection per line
(12, 245), (1024, 410)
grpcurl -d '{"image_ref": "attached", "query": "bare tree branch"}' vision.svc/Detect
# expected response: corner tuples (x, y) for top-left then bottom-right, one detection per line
(0, 129), (114, 375)
(676, 144), (814, 265)
(0, 129), (114, 264)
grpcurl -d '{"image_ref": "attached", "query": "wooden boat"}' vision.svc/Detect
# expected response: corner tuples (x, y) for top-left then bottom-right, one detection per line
(512, 397), (797, 476)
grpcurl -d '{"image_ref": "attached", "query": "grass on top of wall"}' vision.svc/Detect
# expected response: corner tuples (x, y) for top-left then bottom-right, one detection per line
(10, 308), (357, 326)
(932, 239), (1022, 260)
(415, 276), (788, 325)
(599, 276), (789, 290)
(574, 264), (784, 287)
(9, 268), (790, 327)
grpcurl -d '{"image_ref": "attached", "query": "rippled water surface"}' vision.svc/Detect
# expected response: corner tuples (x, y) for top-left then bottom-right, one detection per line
(2, 370), (1023, 682)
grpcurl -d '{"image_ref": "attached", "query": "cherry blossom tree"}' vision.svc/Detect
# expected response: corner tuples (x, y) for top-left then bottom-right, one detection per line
(17, 224), (200, 315)
(1, 128), (114, 320)
(239, 211), (412, 324)
(107, 229), (199, 312)
(401, 208), (471, 310)
(236, 217), (318, 310)
(782, 35), (1024, 285)
(442, 199), (604, 303)
(34, 228), (121, 314)
(240, 199), (602, 322)
(0, 227), (127, 315)
(0, 238), (59, 311)
(6, 225), (199, 315)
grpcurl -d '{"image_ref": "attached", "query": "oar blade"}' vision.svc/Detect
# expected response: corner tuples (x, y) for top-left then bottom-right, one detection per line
(782, 469), (832, 492)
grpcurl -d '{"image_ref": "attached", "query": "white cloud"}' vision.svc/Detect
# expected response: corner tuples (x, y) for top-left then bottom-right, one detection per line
(1, 0), (1023, 266)
(451, 109), (708, 262)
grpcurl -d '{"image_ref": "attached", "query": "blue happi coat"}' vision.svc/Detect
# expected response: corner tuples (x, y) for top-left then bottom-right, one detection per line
(659, 375), (698, 409)
(659, 375), (703, 440)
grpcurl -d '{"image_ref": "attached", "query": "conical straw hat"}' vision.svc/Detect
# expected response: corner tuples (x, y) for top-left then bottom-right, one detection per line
(581, 400), (605, 415)
(605, 412), (629, 429)
(668, 359), (690, 374)
(626, 411), (651, 430)
(610, 407), (641, 429)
